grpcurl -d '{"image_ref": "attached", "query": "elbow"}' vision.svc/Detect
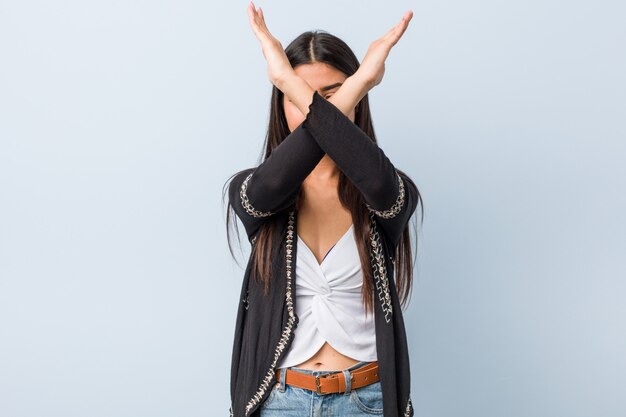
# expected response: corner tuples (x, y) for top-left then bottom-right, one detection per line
(371, 175), (402, 211)
(238, 171), (277, 217)
(245, 176), (283, 208)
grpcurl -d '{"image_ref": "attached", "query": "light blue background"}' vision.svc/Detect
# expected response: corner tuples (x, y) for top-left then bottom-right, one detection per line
(1, 1), (624, 416)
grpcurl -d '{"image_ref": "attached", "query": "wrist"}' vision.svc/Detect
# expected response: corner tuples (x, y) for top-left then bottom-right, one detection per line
(276, 71), (317, 116)
(341, 73), (372, 104)
(350, 70), (375, 93)
(273, 69), (298, 92)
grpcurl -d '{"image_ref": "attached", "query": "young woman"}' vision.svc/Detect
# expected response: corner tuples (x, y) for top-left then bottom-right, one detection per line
(224, 3), (423, 416)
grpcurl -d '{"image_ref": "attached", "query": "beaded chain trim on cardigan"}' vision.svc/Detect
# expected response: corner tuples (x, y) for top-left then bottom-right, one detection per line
(368, 211), (394, 324)
(364, 171), (406, 219)
(243, 210), (297, 416)
(240, 172), (274, 218)
(405, 396), (413, 416)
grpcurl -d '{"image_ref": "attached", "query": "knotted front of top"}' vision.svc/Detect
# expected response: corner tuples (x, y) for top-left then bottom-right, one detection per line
(277, 224), (378, 369)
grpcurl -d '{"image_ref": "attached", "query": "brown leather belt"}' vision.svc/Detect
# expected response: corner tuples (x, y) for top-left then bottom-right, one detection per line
(275, 361), (379, 395)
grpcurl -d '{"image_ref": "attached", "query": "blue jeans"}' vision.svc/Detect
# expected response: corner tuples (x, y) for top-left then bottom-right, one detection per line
(259, 361), (383, 416)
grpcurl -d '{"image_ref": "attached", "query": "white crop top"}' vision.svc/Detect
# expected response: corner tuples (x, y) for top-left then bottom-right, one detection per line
(277, 224), (378, 369)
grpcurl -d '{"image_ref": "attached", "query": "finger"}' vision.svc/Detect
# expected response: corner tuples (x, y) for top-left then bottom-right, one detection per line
(248, 2), (263, 25)
(388, 10), (412, 34)
(247, 3), (265, 38)
(257, 7), (271, 34)
(247, 5), (257, 32)
(380, 20), (403, 42)
(383, 10), (412, 45)
(385, 11), (410, 40)
(247, 2), (259, 24)
(248, 12), (265, 42)
(251, 3), (263, 25)
(256, 7), (276, 41)
(247, 4), (259, 32)
(380, 21), (398, 40)
(394, 11), (413, 40)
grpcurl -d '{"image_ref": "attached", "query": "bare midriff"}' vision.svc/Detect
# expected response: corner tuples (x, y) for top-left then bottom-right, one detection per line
(292, 342), (360, 371)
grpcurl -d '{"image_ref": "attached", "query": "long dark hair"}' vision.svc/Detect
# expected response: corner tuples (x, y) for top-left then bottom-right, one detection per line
(223, 30), (424, 316)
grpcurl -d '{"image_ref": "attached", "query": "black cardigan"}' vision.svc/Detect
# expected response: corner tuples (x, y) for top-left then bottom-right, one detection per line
(228, 90), (419, 417)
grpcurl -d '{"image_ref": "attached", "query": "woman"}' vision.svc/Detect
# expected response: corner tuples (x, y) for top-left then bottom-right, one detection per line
(224, 2), (423, 416)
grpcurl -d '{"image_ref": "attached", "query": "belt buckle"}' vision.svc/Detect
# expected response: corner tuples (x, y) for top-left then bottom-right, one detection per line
(314, 374), (329, 395)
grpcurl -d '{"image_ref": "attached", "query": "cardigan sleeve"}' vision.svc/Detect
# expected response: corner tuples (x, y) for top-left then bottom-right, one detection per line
(228, 122), (325, 243)
(301, 90), (419, 247)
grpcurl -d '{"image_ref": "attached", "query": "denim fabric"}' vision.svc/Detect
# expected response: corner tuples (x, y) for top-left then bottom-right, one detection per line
(259, 361), (383, 416)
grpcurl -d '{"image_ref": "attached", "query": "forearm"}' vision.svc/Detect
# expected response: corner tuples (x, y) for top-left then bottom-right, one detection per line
(298, 89), (418, 247)
(244, 124), (324, 211)
(229, 123), (326, 242)
(327, 73), (371, 116)
(300, 90), (401, 211)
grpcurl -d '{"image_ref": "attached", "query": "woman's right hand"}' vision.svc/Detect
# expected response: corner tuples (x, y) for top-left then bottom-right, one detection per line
(247, 1), (294, 87)
(356, 10), (414, 90)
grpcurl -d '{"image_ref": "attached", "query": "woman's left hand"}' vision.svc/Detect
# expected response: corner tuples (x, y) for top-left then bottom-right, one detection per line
(247, 1), (294, 87)
(356, 10), (414, 89)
